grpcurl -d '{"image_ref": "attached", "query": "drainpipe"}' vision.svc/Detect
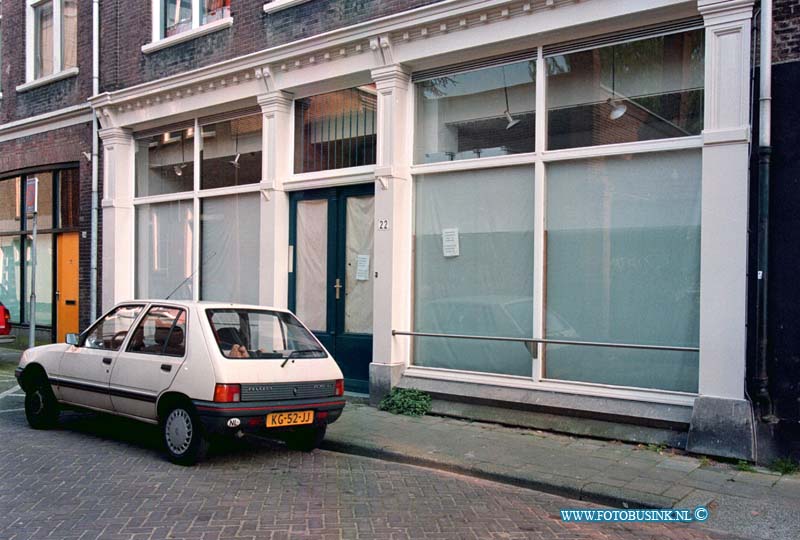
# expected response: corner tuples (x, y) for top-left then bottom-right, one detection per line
(90, 0), (100, 321)
(755, 0), (775, 421)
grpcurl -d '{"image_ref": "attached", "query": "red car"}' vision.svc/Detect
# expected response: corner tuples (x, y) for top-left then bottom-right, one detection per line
(0, 302), (10, 336)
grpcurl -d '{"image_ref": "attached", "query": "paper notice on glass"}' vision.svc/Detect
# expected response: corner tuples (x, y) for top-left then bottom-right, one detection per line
(442, 228), (460, 258)
(356, 254), (371, 281)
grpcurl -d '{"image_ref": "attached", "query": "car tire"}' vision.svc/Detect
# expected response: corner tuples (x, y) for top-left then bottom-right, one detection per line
(24, 380), (59, 430)
(162, 404), (208, 466)
(286, 424), (327, 452)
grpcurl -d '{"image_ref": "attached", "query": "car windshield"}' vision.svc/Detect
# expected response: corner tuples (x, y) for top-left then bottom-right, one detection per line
(206, 308), (327, 360)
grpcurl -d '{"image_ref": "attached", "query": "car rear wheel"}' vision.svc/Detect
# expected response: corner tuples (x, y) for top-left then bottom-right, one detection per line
(285, 424), (326, 452)
(162, 404), (208, 466)
(24, 381), (59, 430)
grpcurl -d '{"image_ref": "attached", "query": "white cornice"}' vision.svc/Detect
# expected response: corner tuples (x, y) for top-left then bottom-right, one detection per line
(0, 103), (93, 143)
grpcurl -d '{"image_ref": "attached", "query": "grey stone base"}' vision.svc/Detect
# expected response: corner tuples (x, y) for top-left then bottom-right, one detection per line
(368, 362), (406, 406)
(686, 396), (755, 461)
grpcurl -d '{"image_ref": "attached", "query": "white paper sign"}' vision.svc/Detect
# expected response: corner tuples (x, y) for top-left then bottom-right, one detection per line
(442, 228), (460, 258)
(356, 254), (371, 281)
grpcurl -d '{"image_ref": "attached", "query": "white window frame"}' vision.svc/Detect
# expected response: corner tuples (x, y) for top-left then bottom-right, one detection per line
(23, 0), (78, 87)
(262, 0), (312, 15)
(406, 33), (706, 403)
(146, 0), (233, 54)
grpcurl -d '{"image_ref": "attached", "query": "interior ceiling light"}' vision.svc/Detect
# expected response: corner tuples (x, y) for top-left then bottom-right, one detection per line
(228, 153), (241, 169)
(502, 66), (520, 130)
(608, 47), (627, 121)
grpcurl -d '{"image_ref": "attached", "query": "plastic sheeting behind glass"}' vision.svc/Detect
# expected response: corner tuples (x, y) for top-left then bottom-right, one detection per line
(545, 150), (701, 392)
(201, 194), (260, 304)
(344, 196), (374, 334)
(546, 30), (704, 150)
(24, 234), (53, 326)
(415, 61), (535, 164)
(136, 201), (194, 300)
(414, 167), (535, 377)
(0, 236), (22, 322)
(295, 200), (328, 331)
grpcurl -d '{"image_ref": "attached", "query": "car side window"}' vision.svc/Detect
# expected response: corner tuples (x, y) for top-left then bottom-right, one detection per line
(84, 305), (144, 351)
(127, 306), (187, 357)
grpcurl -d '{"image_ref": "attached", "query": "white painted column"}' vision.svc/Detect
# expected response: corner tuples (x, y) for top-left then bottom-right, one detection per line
(369, 64), (413, 402)
(257, 91), (294, 308)
(98, 127), (135, 311)
(697, 0), (754, 400)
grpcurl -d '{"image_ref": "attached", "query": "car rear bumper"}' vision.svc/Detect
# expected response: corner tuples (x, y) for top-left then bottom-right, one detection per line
(192, 396), (346, 435)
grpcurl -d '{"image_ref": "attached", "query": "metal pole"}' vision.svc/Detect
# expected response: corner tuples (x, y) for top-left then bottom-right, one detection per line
(28, 212), (37, 348)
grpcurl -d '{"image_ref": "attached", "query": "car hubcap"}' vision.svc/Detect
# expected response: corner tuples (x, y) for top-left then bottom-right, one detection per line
(165, 409), (193, 455)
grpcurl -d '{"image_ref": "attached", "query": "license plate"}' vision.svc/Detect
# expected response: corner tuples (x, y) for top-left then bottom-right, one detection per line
(266, 410), (314, 428)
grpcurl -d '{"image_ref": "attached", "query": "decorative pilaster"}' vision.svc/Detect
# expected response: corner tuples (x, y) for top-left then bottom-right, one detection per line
(696, 0), (754, 401)
(257, 91), (294, 308)
(369, 65), (413, 403)
(98, 127), (135, 310)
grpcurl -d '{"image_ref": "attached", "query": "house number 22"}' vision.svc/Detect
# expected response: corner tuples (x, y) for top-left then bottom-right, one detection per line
(378, 219), (389, 231)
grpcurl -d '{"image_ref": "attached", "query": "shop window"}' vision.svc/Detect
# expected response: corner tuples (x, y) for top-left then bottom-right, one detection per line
(413, 167), (535, 377)
(294, 86), (377, 174)
(160, 0), (230, 39)
(58, 168), (79, 228)
(0, 177), (21, 233)
(415, 61), (535, 164)
(544, 150), (701, 392)
(135, 130), (194, 197)
(26, 0), (77, 82)
(29, 172), (53, 230)
(0, 236), (21, 322)
(200, 114), (262, 190)
(546, 30), (704, 150)
(136, 200), (194, 300)
(23, 234), (53, 326)
(200, 193), (260, 304)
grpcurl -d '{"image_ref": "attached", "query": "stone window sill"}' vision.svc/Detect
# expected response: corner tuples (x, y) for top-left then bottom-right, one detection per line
(142, 17), (233, 55)
(263, 0), (311, 14)
(16, 68), (80, 93)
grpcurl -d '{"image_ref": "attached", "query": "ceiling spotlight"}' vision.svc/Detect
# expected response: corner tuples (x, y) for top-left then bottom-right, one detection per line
(228, 153), (241, 169)
(173, 164), (187, 176)
(608, 99), (627, 120)
(504, 110), (520, 130)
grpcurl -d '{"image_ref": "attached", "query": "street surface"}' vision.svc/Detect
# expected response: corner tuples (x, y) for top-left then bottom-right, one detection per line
(0, 375), (746, 540)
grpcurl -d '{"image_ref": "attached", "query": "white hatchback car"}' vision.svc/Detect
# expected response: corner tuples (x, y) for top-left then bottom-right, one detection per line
(15, 301), (346, 465)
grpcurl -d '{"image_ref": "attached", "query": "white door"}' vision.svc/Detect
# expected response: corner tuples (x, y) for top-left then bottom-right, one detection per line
(109, 305), (188, 420)
(57, 305), (146, 411)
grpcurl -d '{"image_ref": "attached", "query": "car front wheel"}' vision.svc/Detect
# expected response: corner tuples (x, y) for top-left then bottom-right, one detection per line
(162, 405), (208, 466)
(24, 381), (59, 430)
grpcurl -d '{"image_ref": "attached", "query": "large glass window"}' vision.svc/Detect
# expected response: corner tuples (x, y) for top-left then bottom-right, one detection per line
(546, 30), (704, 150)
(413, 167), (535, 377)
(136, 201), (194, 300)
(24, 234), (52, 326)
(162, 0), (192, 38)
(294, 86), (377, 174)
(200, 114), (262, 190)
(0, 177), (21, 233)
(28, 0), (75, 81)
(160, 0), (230, 39)
(201, 194), (260, 304)
(135, 130), (194, 197)
(415, 61), (535, 164)
(0, 236), (22, 322)
(544, 150), (701, 392)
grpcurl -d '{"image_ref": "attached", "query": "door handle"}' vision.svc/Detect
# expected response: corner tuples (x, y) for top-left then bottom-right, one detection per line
(334, 278), (342, 300)
(160, 364), (172, 372)
(102, 357), (112, 365)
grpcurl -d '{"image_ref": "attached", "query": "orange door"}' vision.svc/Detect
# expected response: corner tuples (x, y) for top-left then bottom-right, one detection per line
(56, 232), (80, 342)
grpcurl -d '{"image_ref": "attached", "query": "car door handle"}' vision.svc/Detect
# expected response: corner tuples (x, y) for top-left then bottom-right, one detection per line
(160, 364), (172, 372)
(102, 357), (112, 365)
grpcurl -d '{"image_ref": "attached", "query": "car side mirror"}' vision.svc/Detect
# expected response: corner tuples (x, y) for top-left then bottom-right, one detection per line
(65, 333), (79, 346)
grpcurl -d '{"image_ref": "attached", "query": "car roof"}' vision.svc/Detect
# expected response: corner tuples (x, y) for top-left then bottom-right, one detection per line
(115, 300), (291, 313)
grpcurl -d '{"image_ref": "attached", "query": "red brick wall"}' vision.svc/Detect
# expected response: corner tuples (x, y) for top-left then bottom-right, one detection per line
(0, 123), (100, 331)
(774, 0), (800, 64)
(0, 0), (94, 124)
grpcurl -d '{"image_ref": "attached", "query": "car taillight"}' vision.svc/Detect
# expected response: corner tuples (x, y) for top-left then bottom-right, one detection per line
(213, 384), (241, 403)
(0, 306), (8, 334)
(335, 379), (344, 397)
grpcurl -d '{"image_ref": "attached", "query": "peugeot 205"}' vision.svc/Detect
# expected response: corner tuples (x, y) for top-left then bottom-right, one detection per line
(14, 301), (346, 465)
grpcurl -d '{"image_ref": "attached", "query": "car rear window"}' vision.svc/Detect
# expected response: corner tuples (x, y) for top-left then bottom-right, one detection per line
(206, 309), (327, 360)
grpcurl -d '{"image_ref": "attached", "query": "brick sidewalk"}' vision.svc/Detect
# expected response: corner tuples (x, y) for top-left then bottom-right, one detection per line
(324, 401), (800, 540)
